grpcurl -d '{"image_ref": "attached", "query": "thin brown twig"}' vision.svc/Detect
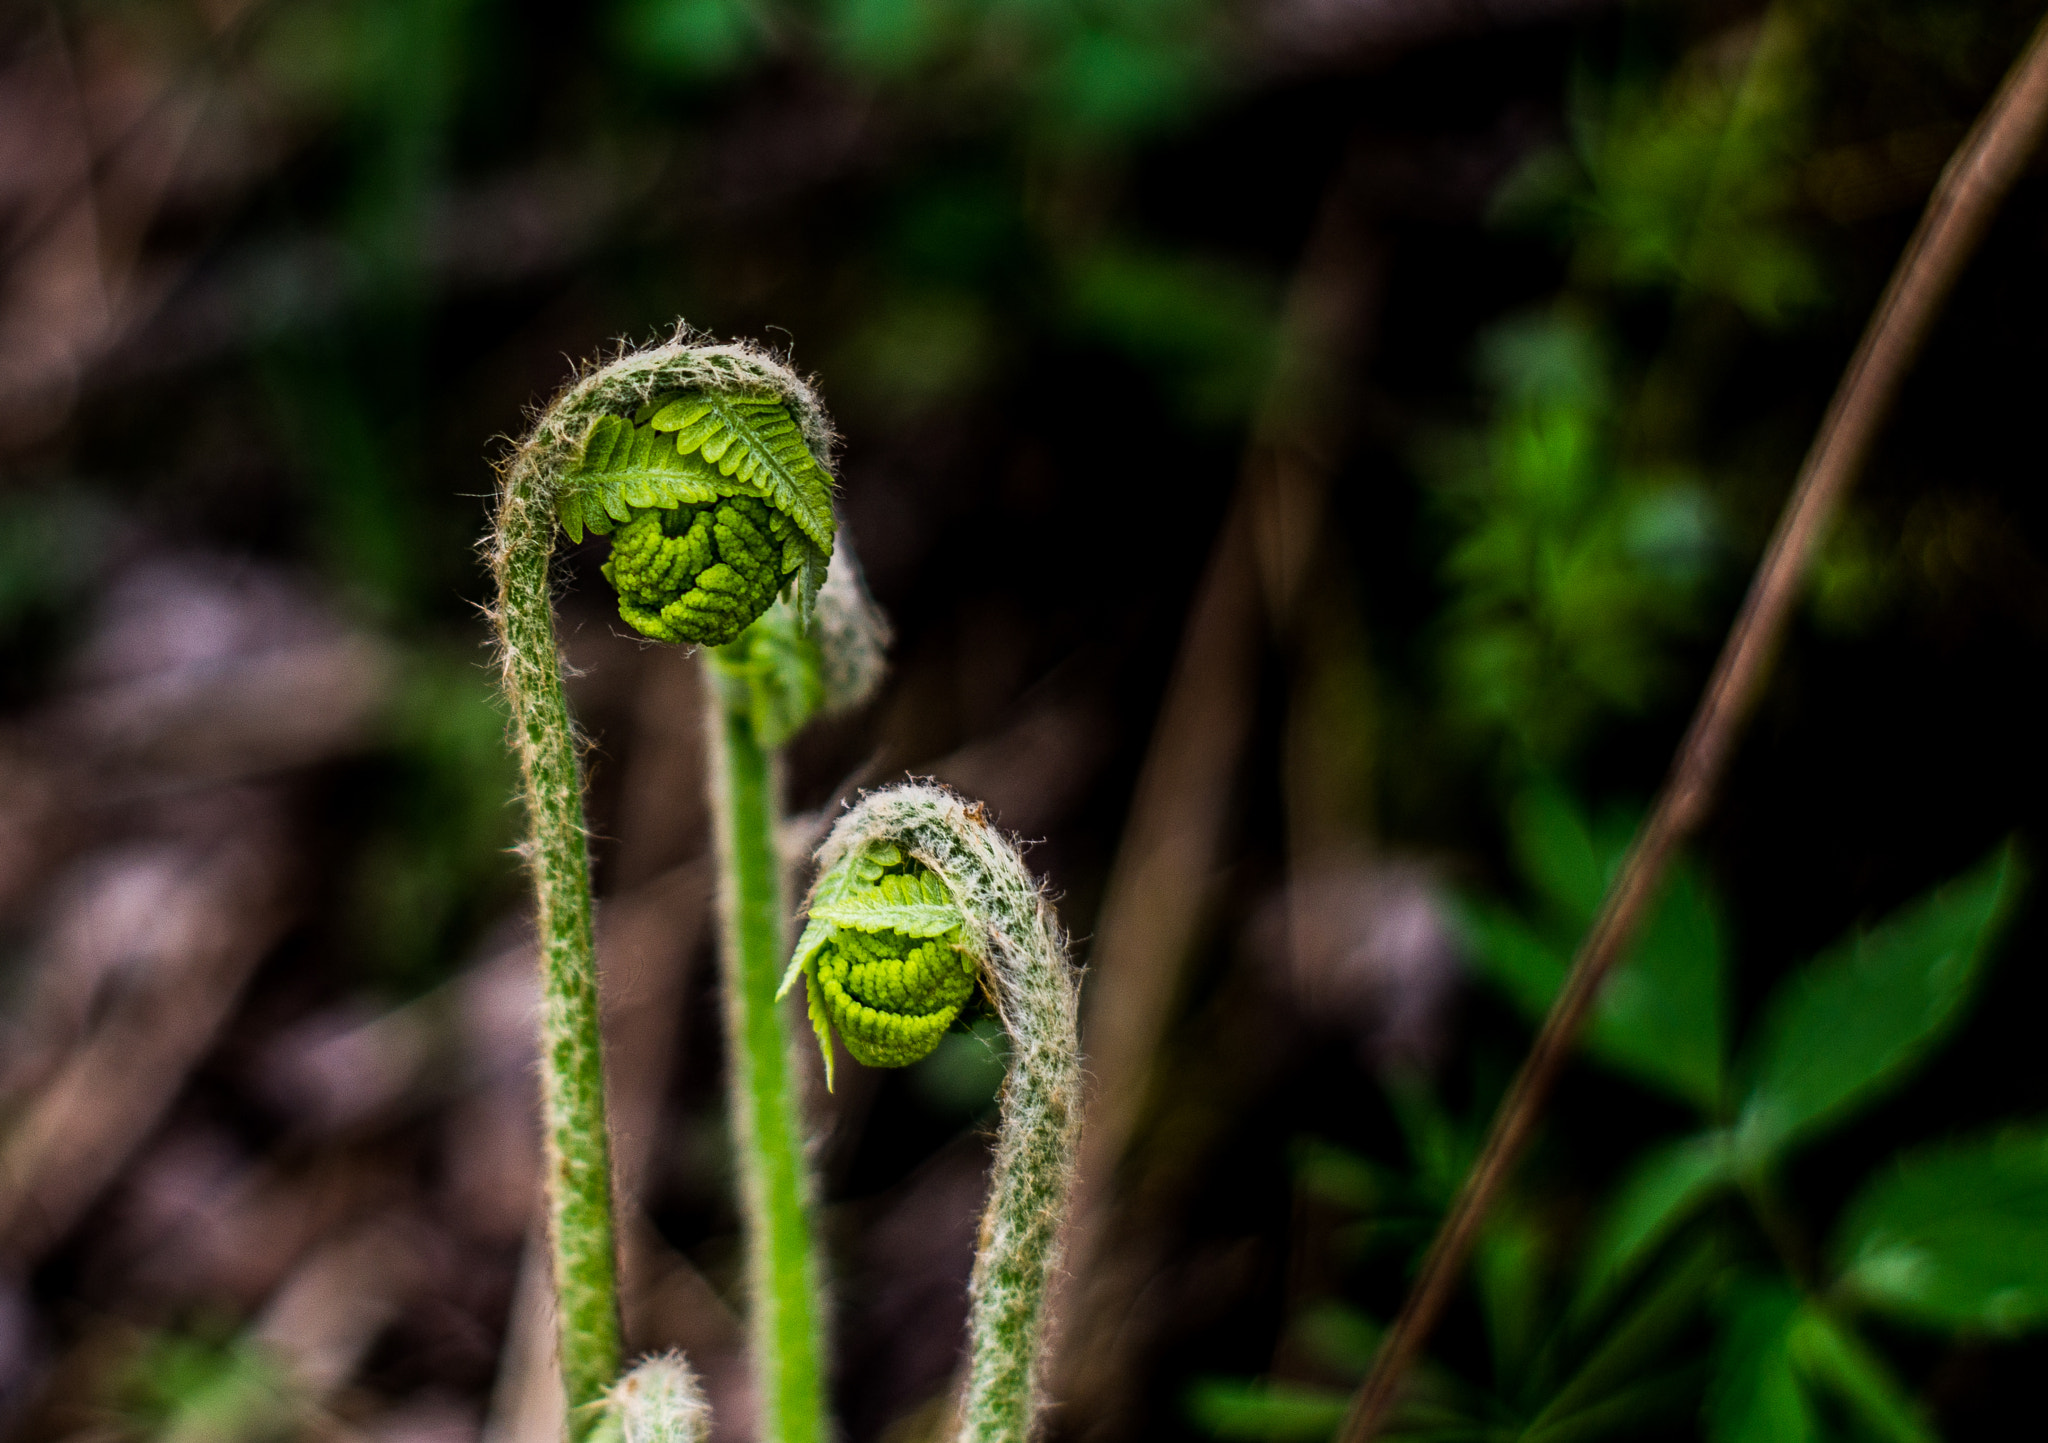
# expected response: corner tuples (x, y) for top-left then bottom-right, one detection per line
(1339, 12), (2048, 1440)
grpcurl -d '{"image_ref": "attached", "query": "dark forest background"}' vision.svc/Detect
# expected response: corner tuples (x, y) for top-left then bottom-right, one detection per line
(2, 0), (2047, 1440)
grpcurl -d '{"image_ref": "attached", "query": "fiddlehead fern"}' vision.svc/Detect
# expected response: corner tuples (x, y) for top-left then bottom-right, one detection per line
(526, 337), (837, 651)
(492, 328), (839, 1442)
(793, 785), (1083, 1443)
(780, 845), (975, 1087)
(563, 391), (835, 648)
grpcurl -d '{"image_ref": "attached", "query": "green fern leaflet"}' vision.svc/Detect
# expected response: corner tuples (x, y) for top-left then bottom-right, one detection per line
(779, 842), (978, 1088)
(558, 389), (835, 646)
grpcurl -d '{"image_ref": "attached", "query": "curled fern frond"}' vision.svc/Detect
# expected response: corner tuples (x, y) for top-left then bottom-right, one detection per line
(778, 842), (977, 1087)
(505, 332), (838, 648)
(566, 393), (834, 647)
(792, 784), (1081, 1443)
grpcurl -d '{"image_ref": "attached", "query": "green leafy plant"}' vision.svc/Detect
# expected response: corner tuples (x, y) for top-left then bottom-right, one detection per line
(1424, 314), (1722, 766)
(1191, 785), (2031, 1443)
(1426, 12), (1843, 774)
(493, 329), (1078, 1443)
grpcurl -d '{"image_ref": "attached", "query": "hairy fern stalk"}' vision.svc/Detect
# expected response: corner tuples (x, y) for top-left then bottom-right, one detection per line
(492, 329), (842, 1443)
(791, 784), (1084, 1443)
(500, 328), (1070, 1443)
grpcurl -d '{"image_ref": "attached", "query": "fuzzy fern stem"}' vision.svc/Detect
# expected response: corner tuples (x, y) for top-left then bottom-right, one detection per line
(495, 328), (847, 1443)
(491, 435), (622, 1440)
(797, 785), (1082, 1443)
(705, 665), (829, 1443)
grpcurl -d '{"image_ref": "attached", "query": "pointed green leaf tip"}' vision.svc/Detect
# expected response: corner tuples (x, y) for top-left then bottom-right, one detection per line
(777, 842), (977, 1089)
(558, 389), (836, 647)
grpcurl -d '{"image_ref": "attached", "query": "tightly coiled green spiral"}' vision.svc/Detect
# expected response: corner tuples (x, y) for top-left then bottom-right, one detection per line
(779, 842), (979, 1087)
(560, 390), (835, 647)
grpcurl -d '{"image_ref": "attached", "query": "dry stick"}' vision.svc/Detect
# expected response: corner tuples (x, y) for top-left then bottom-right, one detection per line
(1339, 16), (2048, 1441)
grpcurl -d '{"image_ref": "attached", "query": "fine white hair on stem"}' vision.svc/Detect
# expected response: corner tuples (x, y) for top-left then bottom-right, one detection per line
(805, 783), (1083, 1443)
(606, 1353), (711, 1443)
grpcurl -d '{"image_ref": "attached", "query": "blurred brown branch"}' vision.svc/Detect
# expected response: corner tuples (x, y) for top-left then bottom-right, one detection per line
(1045, 147), (1386, 1439)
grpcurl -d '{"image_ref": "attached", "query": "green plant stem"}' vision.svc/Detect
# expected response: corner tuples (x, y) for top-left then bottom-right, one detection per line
(705, 660), (828, 1443)
(1738, 1170), (1814, 1291)
(492, 472), (622, 1439)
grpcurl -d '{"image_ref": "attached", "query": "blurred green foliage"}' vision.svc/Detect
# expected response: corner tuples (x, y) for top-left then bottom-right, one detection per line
(1425, 313), (1722, 766)
(1196, 782), (2029, 1443)
(116, 1330), (296, 1443)
(345, 653), (520, 991)
(1424, 5), (1856, 772)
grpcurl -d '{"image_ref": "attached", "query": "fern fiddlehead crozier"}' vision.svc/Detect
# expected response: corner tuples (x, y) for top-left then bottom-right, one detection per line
(493, 329), (841, 1443)
(791, 785), (1083, 1443)
(781, 845), (976, 1087)
(562, 389), (836, 647)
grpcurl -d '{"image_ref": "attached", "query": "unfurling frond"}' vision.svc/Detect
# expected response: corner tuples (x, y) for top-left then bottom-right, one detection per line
(560, 387), (835, 647)
(791, 785), (1081, 1443)
(778, 841), (976, 1088)
(503, 333), (839, 649)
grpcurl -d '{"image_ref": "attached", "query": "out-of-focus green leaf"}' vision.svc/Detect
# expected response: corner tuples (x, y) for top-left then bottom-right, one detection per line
(1291, 1303), (1382, 1380)
(1456, 890), (1725, 1108)
(1476, 1200), (1551, 1386)
(1529, 1238), (1717, 1441)
(1806, 506), (1899, 635)
(1707, 1280), (1819, 1443)
(1430, 313), (1720, 762)
(824, 0), (956, 75)
(1383, 1074), (1475, 1205)
(614, 0), (767, 79)
(1832, 1126), (2048, 1334)
(1734, 847), (2019, 1162)
(1577, 1131), (1732, 1309)
(1185, 1379), (1350, 1442)
(121, 1333), (297, 1443)
(1293, 1138), (1402, 1215)
(1593, 865), (1726, 1110)
(1063, 244), (1277, 424)
(1520, 1373), (1704, 1443)
(1455, 901), (1570, 1021)
(1568, 13), (1822, 325)
(1459, 783), (1726, 1110)
(833, 288), (995, 417)
(1785, 1308), (1936, 1443)
(1044, 22), (1211, 139)
(1508, 781), (1613, 922)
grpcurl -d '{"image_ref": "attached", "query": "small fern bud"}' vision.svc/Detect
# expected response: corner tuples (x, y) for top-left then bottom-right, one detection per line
(779, 843), (977, 1083)
(514, 333), (838, 647)
(602, 1354), (710, 1443)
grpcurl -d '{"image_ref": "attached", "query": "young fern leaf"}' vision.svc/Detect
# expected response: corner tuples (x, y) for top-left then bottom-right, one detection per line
(778, 844), (976, 1088)
(794, 785), (1083, 1443)
(553, 361), (836, 647)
